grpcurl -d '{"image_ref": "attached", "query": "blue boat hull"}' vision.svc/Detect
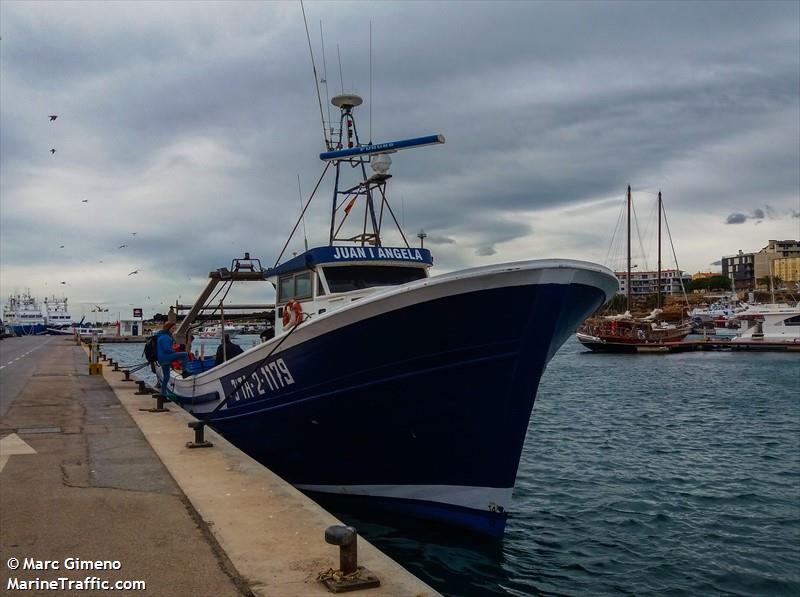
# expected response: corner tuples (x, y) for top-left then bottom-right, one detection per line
(184, 281), (606, 536)
(9, 323), (47, 336)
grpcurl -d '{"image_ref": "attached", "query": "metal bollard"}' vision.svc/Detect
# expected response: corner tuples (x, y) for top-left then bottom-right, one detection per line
(186, 421), (213, 449)
(325, 526), (358, 574)
(320, 526), (379, 592)
(113, 361), (120, 372)
(135, 380), (149, 395)
(123, 369), (132, 381)
(139, 393), (169, 413)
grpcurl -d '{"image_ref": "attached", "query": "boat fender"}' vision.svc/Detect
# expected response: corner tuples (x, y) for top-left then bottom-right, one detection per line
(283, 300), (304, 328)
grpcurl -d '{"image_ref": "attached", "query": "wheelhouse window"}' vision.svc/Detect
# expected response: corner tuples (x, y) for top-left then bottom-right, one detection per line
(323, 265), (426, 293)
(784, 315), (800, 326)
(278, 271), (314, 303)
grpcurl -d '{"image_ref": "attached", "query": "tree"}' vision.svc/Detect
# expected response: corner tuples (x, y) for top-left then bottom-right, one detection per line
(685, 276), (731, 292)
(757, 275), (783, 289)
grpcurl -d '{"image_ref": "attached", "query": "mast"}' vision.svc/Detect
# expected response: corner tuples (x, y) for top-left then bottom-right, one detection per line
(322, 92), (444, 249)
(627, 184), (631, 312)
(657, 190), (662, 311)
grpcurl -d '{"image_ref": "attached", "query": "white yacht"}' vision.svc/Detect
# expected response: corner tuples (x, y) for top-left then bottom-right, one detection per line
(731, 303), (800, 343)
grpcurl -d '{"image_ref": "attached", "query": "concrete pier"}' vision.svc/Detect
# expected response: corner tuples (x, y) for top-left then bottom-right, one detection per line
(0, 337), (437, 596)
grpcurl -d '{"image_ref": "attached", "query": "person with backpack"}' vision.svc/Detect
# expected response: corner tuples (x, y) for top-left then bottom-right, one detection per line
(153, 321), (189, 387)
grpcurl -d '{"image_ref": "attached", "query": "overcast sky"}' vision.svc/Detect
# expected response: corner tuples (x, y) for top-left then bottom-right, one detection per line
(1, 1), (798, 318)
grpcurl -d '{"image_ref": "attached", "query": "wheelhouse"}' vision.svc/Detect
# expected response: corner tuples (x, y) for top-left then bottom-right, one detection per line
(266, 245), (433, 334)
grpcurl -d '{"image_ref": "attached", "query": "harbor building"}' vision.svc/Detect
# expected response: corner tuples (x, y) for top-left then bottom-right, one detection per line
(615, 269), (691, 296)
(692, 271), (722, 280)
(721, 240), (799, 290)
(722, 250), (757, 290)
(755, 240), (800, 286)
(772, 257), (800, 284)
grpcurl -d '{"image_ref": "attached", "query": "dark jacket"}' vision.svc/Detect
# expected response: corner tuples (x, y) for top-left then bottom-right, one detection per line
(215, 339), (243, 364)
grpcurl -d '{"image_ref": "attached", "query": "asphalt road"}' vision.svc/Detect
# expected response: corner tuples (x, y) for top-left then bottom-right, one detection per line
(0, 335), (54, 418)
(0, 337), (247, 596)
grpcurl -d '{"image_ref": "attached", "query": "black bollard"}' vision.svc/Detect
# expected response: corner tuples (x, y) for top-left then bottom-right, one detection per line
(186, 421), (213, 449)
(123, 369), (132, 381)
(320, 525), (380, 592)
(135, 380), (149, 395)
(113, 361), (120, 372)
(325, 526), (358, 575)
(139, 393), (169, 413)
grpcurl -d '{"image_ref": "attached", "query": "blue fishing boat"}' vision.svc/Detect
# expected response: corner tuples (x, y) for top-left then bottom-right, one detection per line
(160, 92), (618, 536)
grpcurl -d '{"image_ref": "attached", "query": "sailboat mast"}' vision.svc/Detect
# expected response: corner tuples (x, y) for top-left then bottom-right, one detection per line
(657, 191), (662, 310)
(627, 184), (632, 312)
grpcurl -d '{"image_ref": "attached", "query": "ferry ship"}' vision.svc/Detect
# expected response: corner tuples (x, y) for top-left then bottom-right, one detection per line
(43, 296), (74, 331)
(2, 291), (47, 336)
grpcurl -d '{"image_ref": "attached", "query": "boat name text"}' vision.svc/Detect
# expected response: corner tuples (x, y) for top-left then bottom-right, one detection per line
(332, 246), (425, 261)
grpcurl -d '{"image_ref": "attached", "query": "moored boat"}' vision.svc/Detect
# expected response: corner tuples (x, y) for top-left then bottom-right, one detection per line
(43, 295), (74, 333)
(2, 291), (47, 336)
(730, 303), (800, 344)
(158, 92), (618, 536)
(578, 187), (692, 352)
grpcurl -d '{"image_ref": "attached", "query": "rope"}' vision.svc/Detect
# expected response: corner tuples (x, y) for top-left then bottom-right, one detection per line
(317, 568), (364, 583)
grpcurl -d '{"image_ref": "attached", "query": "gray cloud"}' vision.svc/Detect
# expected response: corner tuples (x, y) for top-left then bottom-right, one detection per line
(426, 235), (456, 245)
(723, 204), (797, 225)
(1, 1), (798, 314)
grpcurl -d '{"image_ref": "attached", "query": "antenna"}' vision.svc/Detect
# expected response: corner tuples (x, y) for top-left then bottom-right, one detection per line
(320, 21), (332, 140)
(369, 20), (373, 143)
(300, 0), (330, 149)
(297, 174), (309, 252)
(337, 44), (344, 95)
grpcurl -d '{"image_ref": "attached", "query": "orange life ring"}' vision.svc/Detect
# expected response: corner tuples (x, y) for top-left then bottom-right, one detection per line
(282, 300), (303, 328)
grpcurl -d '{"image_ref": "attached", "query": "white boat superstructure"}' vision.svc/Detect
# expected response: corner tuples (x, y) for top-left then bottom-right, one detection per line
(43, 296), (73, 328)
(731, 303), (800, 343)
(196, 324), (240, 339)
(3, 291), (46, 334)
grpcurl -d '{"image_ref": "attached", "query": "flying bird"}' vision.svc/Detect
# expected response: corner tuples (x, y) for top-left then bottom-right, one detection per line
(118, 244), (127, 249)
(131, 232), (137, 236)
(49, 115), (58, 121)
(50, 148), (56, 154)
(59, 245), (65, 248)
(60, 281), (67, 285)
(81, 199), (88, 203)
(128, 269), (141, 276)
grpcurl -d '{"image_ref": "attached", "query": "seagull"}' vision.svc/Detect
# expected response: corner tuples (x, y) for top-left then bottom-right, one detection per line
(128, 269), (141, 276)
(118, 244), (127, 249)
(59, 245), (65, 248)
(49, 115), (58, 121)
(60, 281), (67, 285)
(131, 232), (137, 237)
(50, 148), (56, 154)
(81, 199), (88, 203)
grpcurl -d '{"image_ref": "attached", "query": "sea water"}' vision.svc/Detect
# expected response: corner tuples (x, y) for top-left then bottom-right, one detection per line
(102, 336), (799, 596)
